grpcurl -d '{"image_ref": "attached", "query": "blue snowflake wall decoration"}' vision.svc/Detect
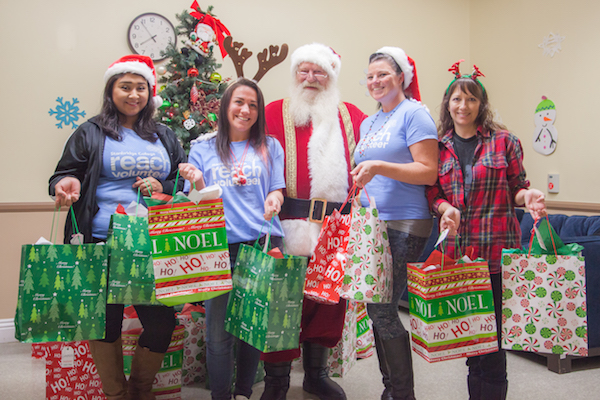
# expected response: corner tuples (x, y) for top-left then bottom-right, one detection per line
(48, 97), (86, 129)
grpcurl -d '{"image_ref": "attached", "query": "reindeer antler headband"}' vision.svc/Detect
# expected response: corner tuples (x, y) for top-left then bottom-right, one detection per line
(446, 59), (486, 94)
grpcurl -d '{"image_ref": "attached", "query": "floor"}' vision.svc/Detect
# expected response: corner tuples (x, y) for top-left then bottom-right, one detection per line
(2, 309), (599, 400)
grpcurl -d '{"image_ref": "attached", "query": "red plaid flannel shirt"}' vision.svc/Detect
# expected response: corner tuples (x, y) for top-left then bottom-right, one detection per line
(426, 128), (530, 274)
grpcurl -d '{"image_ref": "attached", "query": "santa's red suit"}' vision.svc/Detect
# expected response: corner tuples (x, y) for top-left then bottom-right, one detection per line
(263, 98), (367, 362)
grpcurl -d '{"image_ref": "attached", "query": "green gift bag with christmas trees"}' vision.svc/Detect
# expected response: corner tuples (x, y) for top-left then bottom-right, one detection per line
(106, 212), (161, 305)
(15, 211), (108, 343)
(225, 240), (307, 353)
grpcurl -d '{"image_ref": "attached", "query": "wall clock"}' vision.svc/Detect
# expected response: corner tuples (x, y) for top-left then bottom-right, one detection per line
(127, 13), (176, 61)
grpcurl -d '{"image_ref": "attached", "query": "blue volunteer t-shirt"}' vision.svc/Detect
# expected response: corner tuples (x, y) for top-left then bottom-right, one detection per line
(185, 137), (285, 243)
(354, 100), (437, 221)
(92, 127), (170, 239)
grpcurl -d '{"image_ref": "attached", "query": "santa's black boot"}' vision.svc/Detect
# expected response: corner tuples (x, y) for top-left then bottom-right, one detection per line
(260, 361), (291, 400)
(302, 342), (346, 400)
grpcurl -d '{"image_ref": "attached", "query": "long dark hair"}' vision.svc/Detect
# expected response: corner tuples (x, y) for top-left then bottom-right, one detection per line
(438, 78), (506, 137)
(215, 78), (269, 167)
(96, 73), (158, 142)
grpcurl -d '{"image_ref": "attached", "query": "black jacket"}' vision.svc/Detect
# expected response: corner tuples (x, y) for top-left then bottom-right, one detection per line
(49, 116), (187, 243)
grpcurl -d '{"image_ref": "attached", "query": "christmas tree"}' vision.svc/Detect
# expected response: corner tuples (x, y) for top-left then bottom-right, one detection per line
(156, 3), (230, 152)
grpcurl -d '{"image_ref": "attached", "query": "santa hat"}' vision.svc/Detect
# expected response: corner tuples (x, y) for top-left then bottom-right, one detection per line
(104, 55), (162, 108)
(376, 47), (421, 101)
(290, 43), (342, 80)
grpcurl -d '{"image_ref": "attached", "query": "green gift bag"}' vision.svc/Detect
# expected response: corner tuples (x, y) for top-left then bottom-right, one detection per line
(225, 241), (308, 353)
(106, 213), (161, 305)
(15, 210), (108, 342)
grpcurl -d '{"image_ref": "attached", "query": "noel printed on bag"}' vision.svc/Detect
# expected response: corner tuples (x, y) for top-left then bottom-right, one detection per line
(501, 218), (587, 356)
(107, 211), (161, 305)
(305, 210), (351, 305)
(148, 199), (232, 306)
(15, 240), (108, 343)
(407, 248), (498, 363)
(341, 194), (393, 303)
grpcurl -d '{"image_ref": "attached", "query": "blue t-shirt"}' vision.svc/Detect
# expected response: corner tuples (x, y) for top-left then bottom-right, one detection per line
(92, 128), (170, 238)
(354, 100), (437, 220)
(185, 137), (286, 243)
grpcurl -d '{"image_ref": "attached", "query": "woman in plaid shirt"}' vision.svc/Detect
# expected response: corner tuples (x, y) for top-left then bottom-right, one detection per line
(426, 63), (546, 400)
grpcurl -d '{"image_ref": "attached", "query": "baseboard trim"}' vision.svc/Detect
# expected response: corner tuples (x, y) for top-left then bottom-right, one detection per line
(0, 318), (16, 343)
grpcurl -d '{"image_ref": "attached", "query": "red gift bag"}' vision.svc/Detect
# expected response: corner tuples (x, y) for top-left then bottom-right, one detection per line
(304, 209), (352, 304)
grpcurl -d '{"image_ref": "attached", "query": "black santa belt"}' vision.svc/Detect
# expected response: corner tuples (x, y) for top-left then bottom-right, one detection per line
(280, 197), (351, 223)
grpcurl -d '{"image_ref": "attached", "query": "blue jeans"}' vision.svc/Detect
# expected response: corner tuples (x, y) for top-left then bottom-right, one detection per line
(206, 236), (282, 400)
(367, 227), (427, 340)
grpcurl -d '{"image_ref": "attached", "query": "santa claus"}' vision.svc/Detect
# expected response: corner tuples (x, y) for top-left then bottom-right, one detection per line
(261, 43), (367, 400)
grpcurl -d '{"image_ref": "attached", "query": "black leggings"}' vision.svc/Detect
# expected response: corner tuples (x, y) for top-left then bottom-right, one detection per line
(100, 303), (176, 353)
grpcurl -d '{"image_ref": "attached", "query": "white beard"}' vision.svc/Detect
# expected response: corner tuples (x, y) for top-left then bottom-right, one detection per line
(289, 81), (341, 127)
(282, 79), (350, 255)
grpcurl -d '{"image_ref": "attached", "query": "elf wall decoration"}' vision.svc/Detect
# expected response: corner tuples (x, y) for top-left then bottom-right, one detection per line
(533, 96), (557, 155)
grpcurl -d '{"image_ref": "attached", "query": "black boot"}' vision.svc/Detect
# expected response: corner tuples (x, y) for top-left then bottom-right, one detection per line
(373, 327), (393, 400)
(378, 331), (416, 400)
(302, 342), (346, 400)
(480, 381), (508, 400)
(467, 374), (482, 400)
(260, 361), (291, 400)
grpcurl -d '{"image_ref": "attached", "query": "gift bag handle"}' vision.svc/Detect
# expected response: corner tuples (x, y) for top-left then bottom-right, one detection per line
(438, 234), (462, 271)
(527, 215), (558, 258)
(50, 206), (61, 244)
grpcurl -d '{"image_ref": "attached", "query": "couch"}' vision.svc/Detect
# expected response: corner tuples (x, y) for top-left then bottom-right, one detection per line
(400, 209), (600, 373)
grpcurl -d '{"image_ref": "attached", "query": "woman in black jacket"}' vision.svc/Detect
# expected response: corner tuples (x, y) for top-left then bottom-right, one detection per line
(49, 55), (186, 400)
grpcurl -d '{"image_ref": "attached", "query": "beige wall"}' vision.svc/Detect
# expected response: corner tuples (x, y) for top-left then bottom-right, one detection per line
(0, 0), (596, 319)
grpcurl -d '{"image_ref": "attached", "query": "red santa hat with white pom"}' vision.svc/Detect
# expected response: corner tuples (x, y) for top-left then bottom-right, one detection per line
(104, 55), (163, 108)
(376, 46), (421, 101)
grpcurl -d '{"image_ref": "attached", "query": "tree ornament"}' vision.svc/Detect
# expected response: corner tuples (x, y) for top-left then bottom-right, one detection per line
(181, 47), (190, 56)
(157, 66), (167, 75)
(194, 55), (204, 66)
(190, 32), (198, 42)
(183, 118), (196, 130)
(183, 110), (191, 119)
(208, 112), (217, 122)
(187, 68), (199, 77)
(160, 99), (171, 110)
(168, 111), (174, 118)
(159, 85), (167, 92)
(210, 72), (222, 83)
(173, 103), (180, 108)
(190, 84), (199, 104)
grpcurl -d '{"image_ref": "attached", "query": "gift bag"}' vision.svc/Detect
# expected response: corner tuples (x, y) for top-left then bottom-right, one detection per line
(15, 214), (108, 342)
(177, 303), (208, 386)
(225, 240), (308, 353)
(341, 192), (393, 303)
(355, 302), (375, 359)
(327, 300), (357, 377)
(407, 249), (498, 363)
(501, 218), (588, 356)
(107, 211), (161, 305)
(43, 341), (104, 400)
(304, 209), (351, 305)
(148, 199), (232, 306)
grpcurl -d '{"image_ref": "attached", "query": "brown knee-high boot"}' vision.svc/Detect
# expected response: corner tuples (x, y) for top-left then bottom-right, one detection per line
(128, 345), (165, 400)
(88, 338), (130, 400)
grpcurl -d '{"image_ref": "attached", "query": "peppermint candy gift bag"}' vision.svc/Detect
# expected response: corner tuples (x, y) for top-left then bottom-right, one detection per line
(341, 190), (393, 303)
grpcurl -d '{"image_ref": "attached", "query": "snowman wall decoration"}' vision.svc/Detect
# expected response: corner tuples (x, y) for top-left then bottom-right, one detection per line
(533, 96), (558, 155)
